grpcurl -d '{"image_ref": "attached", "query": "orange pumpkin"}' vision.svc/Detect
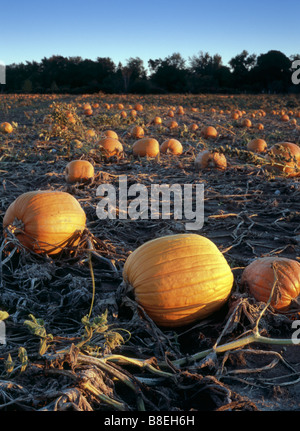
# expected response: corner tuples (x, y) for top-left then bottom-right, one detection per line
(241, 257), (300, 311)
(200, 126), (218, 139)
(103, 130), (118, 139)
(266, 142), (300, 177)
(65, 160), (94, 184)
(98, 137), (123, 157)
(0, 122), (13, 134)
(132, 137), (160, 158)
(195, 150), (227, 171)
(247, 138), (267, 153)
(134, 103), (143, 112)
(241, 118), (252, 128)
(3, 190), (86, 255)
(130, 125), (144, 139)
(160, 139), (183, 155)
(123, 234), (234, 327)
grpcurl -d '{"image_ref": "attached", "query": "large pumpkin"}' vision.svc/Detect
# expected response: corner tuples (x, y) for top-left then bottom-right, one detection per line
(241, 257), (300, 311)
(123, 234), (234, 327)
(3, 190), (86, 254)
(266, 142), (300, 177)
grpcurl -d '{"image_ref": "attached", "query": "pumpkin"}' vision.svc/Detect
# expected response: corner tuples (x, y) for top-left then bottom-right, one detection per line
(240, 257), (300, 311)
(152, 116), (162, 125)
(241, 118), (252, 128)
(134, 103), (143, 112)
(166, 120), (178, 130)
(130, 125), (144, 139)
(200, 126), (218, 139)
(266, 142), (300, 177)
(103, 130), (118, 139)
(98, 137), (123, 157)
(122, 234), (234, 327)
(160, 138), (183, 155)
(65, 160), (94, 184)
(132, 137), (160, 158)
(189, 123), (199, 132)
(84, 108), (93, 116)
(176, 106), (184, 115)
(231, 112), (240, 120)
(195, 150), (227, 171)
(247, 138), (267, 153)
(3, 190), (86, 255)
(0, 122), (13, 134)
(281, 114), (289, 122)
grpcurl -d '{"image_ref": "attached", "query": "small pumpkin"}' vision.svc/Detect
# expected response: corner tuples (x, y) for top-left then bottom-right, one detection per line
(130, 125), (144, 139)
(266, 142), (300, 177)
(65, 160), (94, 184)
(195, 150), (227, 171)
(160, 138), (183, 155)
(0, 122), (13, 134)
(98, 137), (123, 157)
(247, 138), (267, 153)
(132, 137), (160, 158)
(241, 256), (300, 311)
(103, 130), (118, 140)
(3, 190), (86, 255)
(122, 234), (234, 327)
(200, 126), (218, 139)
(152, 116), (162, 125)
(241, 118), (252, 128)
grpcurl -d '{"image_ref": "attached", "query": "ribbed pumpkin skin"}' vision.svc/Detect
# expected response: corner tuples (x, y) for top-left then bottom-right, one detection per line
(123, 234), (234, 327)
(3, 190), (86, 254)
(160, 139), (183, 155)
(65, 160), (94, 184)
(241, 257), (300, 311)
(132, 138), (160, 158)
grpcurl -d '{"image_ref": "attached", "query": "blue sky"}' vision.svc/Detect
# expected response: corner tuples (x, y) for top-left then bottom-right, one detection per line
(1, 0), (299, 71)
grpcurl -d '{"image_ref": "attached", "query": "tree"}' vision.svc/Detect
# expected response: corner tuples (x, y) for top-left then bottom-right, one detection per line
(148, 53), (188, 93)
(252, 50), (291, 92)
(229, 50), (256, 89)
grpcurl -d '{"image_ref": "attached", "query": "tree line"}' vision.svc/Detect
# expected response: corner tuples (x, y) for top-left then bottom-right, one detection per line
(2, 50), (300, 94)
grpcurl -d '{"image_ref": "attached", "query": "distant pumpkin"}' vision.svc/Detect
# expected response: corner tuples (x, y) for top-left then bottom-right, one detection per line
(247, 138), (267, 153)
(0, 122), (13, 134)
(65, 160), (94, 184)
(130, 125), (144, 139)
(195, 150), (227, 171)
(200, 126), (218, 139)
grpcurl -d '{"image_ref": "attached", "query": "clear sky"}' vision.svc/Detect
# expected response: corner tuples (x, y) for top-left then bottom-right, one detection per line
(1, 0), (299, 71)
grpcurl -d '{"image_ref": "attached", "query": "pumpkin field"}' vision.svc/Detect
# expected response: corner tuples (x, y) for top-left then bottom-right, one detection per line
(1, 92), (300, 412)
